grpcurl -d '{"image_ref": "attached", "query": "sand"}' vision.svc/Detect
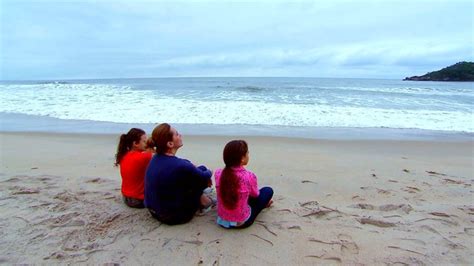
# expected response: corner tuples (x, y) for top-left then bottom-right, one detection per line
(0, 132), (473, 264)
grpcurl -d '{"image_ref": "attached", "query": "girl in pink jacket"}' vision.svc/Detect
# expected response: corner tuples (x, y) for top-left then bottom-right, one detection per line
(215, 140), (273, 228)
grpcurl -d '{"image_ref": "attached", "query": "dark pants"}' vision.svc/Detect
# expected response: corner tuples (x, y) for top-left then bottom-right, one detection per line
(149, 208), (195, 225)
(239, 187), (274, 228)
(123, 196), (145, 209)
(148, 189), (204, 225)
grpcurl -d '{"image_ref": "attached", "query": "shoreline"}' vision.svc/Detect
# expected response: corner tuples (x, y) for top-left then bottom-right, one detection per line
(1, 112), (472, 141)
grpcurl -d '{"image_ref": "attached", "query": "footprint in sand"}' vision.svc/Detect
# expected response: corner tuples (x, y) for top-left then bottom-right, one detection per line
(351, 195), (366, 201)
(10, 187), (40, 195)
(397, 238), (426, 246)
(457, 205), (474, 215)
(359, 186), (392, 195)
(84, 177), (111, 184)
(337, 234), (359, 255)
(2, 176), (22, 183)
(44, 251), (68, 260)
(296, 201), (341, 218)
(307, 234), (359, 261)
(349, 203), (412, 214)
(402, 186), (421, 193)
(379, 204), (413, 214)
(54, 191), (79, 202)
(357, 217), (396, 228)
(464, 228), (474, 236)
(36, 212), (81, 226)
(349, 203), (376, 210)
(38, 176), (52, 182)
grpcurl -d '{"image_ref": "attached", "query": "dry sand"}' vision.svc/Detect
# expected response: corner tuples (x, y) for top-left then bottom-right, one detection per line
(0, 132), (473, 264)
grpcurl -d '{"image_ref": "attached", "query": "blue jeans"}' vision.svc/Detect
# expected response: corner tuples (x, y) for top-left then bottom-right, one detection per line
(239, 187), (274, 228)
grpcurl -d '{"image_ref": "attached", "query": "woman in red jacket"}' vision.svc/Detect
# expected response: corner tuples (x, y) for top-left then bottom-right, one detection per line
(115, 128), (153, 208)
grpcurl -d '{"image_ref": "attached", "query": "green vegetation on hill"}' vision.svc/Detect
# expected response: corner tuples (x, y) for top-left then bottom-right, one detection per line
(404, 61), (474, 81)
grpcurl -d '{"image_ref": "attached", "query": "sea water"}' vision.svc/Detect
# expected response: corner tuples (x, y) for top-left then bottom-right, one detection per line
(0, 77), (472, 135)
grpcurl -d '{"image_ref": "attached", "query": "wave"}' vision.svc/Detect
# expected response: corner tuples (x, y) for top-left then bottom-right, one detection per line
(0, 83), (472, 132)
(314, 85), (474, 97)
(233, 86), (267, 93)
(37, 81), (69, 85)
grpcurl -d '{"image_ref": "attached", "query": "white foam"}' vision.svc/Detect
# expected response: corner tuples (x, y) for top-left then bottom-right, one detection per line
(0, 83), (472, 132)
(317, 85), (474, 97)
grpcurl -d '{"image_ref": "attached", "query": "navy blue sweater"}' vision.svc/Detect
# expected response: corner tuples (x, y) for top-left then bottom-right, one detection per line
(145, 154), (211, 224)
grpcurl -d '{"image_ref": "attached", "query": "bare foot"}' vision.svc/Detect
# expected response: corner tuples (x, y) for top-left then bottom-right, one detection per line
(200, 194), (212, 207)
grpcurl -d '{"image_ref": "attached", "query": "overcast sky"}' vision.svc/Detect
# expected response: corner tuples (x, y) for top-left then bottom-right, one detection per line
(1, 0), (472, 80)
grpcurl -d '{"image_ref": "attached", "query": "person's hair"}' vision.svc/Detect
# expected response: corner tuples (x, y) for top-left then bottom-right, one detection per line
(151, 123), (174, 154)
(219, 140), (248, 210)
(115, 128), (146, 166)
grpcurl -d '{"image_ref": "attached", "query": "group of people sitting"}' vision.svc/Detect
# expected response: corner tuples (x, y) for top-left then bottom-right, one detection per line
(115, 123), (274, 228)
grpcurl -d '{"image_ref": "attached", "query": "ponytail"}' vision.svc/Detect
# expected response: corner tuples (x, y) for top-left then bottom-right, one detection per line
(219, 140), (248, 209)
(115, 128), (146, 166)
(220, 167), (240, 209)
(151, 123), (173, 154)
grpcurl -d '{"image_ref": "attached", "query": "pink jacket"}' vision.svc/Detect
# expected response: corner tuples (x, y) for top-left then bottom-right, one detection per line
(215, 166), (259, 222)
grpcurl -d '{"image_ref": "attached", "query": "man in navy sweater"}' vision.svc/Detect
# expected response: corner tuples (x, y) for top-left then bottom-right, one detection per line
(145, 123), (213, 225)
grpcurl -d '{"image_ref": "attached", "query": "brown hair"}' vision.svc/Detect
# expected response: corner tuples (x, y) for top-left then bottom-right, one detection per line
(151, 123), (173, 154)
(219, 140), (248, 210)
(115, 128), (146, 166)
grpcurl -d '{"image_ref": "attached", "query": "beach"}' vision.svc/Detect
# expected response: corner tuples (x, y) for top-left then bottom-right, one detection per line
(1, 131), (472, 264)
(2, 0), (473, 263)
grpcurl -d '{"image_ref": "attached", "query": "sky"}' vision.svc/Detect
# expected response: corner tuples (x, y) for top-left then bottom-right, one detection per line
(1, 0), (473, 80)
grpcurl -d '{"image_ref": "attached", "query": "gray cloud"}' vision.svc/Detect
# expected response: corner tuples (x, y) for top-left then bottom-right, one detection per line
(1, 0), (472, 80)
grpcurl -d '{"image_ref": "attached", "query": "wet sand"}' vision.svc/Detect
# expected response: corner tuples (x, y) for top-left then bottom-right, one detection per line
(0, 132), (473, 264)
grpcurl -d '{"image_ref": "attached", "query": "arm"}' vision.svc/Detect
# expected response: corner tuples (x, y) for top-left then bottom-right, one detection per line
(248, 172), (259, 198)
(184, 161), (212, 189)
(197, 165), (213, 187)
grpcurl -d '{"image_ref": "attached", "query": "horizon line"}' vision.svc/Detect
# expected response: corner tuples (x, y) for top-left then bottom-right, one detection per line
(0, 76), (402, 82)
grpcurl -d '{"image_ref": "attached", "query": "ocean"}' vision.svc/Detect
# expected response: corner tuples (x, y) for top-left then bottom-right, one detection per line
(0, 77), (473, 138)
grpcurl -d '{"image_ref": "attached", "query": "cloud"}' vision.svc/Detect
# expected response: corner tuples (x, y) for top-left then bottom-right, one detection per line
(1, 0), (472, 80)
(147, 40), (472, 71)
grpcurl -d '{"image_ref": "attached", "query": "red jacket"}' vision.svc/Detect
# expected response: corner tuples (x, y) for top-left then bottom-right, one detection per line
(120, 151), (153, 200)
